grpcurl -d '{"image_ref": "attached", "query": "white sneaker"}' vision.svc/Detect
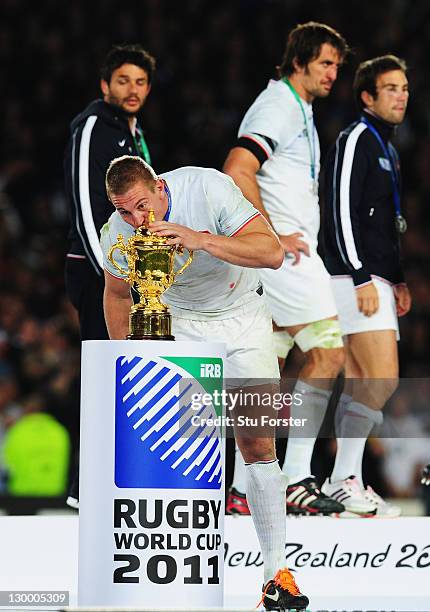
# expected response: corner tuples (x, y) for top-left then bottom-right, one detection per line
(363, 486), (401, 518)
(322, 475), (376, 517)
(66, 495), (79, 510)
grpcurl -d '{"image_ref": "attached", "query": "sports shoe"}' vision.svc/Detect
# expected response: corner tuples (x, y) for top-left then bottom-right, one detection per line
(66, 474), (79, 510)
(66, 495), (79, 510)
(322, 475), (376, 517)
(226, 487), (250, 515)
(363, 485), (401, 518)
(286, 476), (345, 516)
(421, 464), (430, 485)
(258, 567), (309, 611)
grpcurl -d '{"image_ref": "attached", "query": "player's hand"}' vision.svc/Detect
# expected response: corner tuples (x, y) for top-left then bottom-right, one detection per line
(394, 283), (412, 317)
(421, 464), (430, 486)
(355, 282), (379, 317)
(149, 221), (205, 251)
(278, 232), (310, 265)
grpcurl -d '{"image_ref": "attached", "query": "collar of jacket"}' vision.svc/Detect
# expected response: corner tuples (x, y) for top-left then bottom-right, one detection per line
(70, 99), (137, 133)
(362, 109), (395, 142)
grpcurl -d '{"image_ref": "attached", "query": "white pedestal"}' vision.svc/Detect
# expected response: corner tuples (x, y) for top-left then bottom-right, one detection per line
(78, 340), (226, 609)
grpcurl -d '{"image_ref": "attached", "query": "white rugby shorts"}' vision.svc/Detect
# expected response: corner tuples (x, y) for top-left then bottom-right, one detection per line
(330, 275), (399, 340)
(171, 297), (279, 386)
(258, 249), (338, 327)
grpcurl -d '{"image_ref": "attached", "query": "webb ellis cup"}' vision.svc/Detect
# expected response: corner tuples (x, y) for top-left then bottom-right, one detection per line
(108, 211), (193, 340)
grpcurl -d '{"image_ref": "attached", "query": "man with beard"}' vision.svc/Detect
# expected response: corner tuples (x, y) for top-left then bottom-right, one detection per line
(63, 44), (155, 507)
(322, 55), (411, 516)
(223, 22), (349, 517)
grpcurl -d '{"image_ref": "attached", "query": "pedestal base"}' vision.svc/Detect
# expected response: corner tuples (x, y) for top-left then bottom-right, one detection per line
(78, 340), (226, 609)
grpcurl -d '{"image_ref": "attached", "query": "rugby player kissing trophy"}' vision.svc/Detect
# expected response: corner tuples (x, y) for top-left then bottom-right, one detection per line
(108, 210), (193, 339)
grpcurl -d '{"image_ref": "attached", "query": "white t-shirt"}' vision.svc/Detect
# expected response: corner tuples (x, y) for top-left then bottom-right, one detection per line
(238, 79), (321, 246)
(101, 166), (262, 319)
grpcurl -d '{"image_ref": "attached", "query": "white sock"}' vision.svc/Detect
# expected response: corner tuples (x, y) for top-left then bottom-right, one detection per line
(331, 401), (383, 485)
(282, 381), (331, 483)
(334, 392), (352, 437)
(231, 442), (247, 494)
(245, 460), (288, 583)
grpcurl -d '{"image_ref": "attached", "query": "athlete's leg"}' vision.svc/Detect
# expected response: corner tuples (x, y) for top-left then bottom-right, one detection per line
(333, 330), (398, 482)
(233, 384), (286, 584)
(281, 317), (345, 483)
(325, 330), (400, 516)
(347, 329), (399, 407)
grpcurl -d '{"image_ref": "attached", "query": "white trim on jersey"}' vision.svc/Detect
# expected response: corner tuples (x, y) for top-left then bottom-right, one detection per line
(230, 212), (260, 236)
(338, 122), (367, 270)
(104, 267), (126, 280)
(78, 115), (104, 269)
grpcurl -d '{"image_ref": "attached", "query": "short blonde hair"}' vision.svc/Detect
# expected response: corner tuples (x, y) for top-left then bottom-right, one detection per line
(105, 155), (158, 197)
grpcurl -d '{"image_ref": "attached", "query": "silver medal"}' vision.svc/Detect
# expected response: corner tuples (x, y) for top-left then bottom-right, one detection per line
(395, 215), (407, 234)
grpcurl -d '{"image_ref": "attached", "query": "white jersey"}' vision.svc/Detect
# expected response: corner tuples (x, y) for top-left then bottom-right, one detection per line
(101, 166), (262, 320)
(238, 78), (321, 246)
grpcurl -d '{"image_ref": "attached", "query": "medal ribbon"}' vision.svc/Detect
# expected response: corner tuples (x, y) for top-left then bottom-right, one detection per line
(162, 180), (172, 221)
(282, 77), (317, 184)
(361, 116), (402, 221)
(133, 128), (152, 164)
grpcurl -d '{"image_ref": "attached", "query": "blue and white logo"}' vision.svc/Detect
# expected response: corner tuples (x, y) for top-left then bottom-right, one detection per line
(379, 157), (391, 172)
(115, 356), (222, 490)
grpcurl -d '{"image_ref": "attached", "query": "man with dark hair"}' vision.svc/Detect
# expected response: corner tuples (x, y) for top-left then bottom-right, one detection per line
(101, 155), (309, 611)
(322, 55), (411, 516)
(352, 55), (407, 110)
(64, 43), (155, 341)
(278, 21), (349, 78)
(100, 44), (156, 86)
(63, 44), (155, 507)
(223, 22), (349, 517)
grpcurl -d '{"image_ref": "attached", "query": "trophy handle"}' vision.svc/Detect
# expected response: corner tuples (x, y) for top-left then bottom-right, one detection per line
(174, 247), (193, 278)
(108, 235), (130, 278)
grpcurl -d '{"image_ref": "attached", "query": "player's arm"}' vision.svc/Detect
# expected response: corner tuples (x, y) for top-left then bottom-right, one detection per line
(150, 215), (284, 269)
(201, 214), (284, 268)
(223, 146), (270, 222)
(389, 146), (411, 317)
(223, 145), (309, 264)
(103, 270), (132, 339)
(326, 131), (378, 316)
(67, 120), (116, 274)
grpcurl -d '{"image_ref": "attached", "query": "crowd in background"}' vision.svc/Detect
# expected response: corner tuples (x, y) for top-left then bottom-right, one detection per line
(0, 0), (429, 509)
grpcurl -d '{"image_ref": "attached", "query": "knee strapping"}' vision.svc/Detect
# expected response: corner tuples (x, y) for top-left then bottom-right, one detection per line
(272, 330), (294, 359)
(294, 319), (344, 353)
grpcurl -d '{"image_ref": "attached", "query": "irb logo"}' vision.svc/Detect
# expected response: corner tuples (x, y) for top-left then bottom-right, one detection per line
(200, 363), (222, 378)
(115, 356), (222, 489)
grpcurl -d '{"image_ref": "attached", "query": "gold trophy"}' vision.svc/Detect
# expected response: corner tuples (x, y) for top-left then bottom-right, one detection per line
(108, 211), (193, 340)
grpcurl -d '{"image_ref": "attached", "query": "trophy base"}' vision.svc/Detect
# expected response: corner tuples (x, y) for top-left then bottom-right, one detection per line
(127, 334), (175, 340)
(127, 311), (175, 341)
